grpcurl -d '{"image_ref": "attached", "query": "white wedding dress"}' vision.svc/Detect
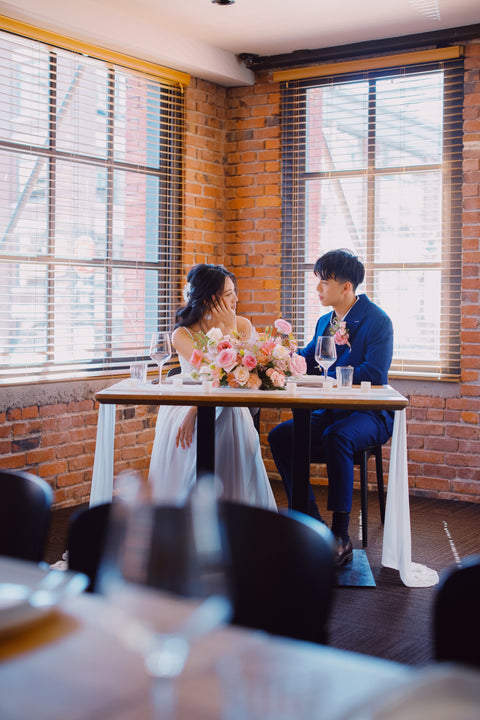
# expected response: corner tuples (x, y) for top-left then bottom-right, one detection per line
(148, 356), (277, 509)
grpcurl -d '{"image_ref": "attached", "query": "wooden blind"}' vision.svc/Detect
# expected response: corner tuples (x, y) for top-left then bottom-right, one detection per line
(281, 53), (464, 379)
(0, 22), (186, 384)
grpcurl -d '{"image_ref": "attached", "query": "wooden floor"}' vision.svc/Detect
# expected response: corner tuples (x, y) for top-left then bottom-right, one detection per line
(45, 482), (480, 667)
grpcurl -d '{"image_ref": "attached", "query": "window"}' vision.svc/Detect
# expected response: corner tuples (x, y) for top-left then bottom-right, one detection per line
(0, 26), (185, 382)
(281, 55), (463, 379)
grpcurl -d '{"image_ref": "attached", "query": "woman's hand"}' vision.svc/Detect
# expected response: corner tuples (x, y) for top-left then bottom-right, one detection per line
(175, 407), (197, 449)
(209, 294), (237, 335)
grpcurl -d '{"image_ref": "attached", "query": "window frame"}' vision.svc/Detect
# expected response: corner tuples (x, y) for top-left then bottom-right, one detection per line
(281, 59), (463, 380)
(0, 25), (185, 384)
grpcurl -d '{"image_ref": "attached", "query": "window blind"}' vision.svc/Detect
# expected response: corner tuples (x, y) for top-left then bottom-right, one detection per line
(281, 54), (464, 379)
(0, 25), (185, 383)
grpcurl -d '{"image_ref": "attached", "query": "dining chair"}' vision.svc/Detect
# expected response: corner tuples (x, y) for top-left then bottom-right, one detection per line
(67, 503), (112, 592)
(68, 499), (336, 644)
(311, 442), (386, 547)
(68, 501), (210, 596)
(432, 554), (480, 668)
(353, 443), (386, 547)
(0, 469), (53, 562)
(220, 501), (336, 645)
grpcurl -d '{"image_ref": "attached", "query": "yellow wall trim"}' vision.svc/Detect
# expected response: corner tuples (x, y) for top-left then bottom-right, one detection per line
(273, 46), (463, 83)
(0, 14), (190, 87)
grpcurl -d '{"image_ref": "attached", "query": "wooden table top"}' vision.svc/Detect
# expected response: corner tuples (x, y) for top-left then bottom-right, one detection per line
(95, 379), (408, 411)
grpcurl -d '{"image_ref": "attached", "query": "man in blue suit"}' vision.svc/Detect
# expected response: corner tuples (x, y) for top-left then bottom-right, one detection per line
(268, 249), (394, 565)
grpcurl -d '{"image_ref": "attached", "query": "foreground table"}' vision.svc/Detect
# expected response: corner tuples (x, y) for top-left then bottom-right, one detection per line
(91, 380), (438, 588)
(0, 562), (413, 720)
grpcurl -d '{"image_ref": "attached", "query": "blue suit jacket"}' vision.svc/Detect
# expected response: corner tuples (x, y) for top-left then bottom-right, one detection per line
(299, 294), (394, 429)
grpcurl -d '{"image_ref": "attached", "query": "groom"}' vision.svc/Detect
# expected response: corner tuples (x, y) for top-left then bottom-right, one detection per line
(268, 249), (394, 566)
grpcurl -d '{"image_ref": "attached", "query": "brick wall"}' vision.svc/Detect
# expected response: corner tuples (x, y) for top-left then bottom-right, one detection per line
(0, 43), (479, 508)
(223, 48), (480, 504)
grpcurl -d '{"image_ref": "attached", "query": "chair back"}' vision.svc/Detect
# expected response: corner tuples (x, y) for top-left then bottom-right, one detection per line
(68, 499), (336, 644)
(69, 503), (205, 596)
(67, 503), (112, 592)
(433, 554), (480, 667)
(220, 501), (336, 645)
(0, 469), (53, 562)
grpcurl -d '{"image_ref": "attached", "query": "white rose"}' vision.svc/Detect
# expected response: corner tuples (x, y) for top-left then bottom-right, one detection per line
(272, 343), (289, 360)
(233, 365), (250, 386)
(206, 327), (223, 342)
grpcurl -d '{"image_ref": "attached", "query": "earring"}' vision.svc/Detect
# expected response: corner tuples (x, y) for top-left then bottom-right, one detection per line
(205, 312), (212, 320)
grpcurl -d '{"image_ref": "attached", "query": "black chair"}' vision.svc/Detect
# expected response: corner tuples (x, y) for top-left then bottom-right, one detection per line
(67, 503), (112, 592)
(68, 502), (211, 596)
(68, 500), (336, 644)
(220, 501), (336, 645)
(433, 554), (480, 668)
(353, 443), (386, 547)
(0, 469), (53, 562)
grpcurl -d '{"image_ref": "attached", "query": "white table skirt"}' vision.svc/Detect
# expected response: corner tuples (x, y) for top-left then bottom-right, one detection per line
(90, 399), (438, 588)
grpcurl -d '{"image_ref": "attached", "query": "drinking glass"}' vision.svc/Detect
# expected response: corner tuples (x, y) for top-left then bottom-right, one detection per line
(315, 336), (337, 380)
(149, 332), (172, 384)
(99, 472), (232, 718)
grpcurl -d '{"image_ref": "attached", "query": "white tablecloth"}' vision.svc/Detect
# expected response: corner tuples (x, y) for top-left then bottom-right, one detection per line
(90, 397), (438, 588)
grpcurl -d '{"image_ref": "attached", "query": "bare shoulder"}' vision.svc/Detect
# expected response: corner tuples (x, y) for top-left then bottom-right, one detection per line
(237, 315), (254, 338)
(172, 326), (194, 356)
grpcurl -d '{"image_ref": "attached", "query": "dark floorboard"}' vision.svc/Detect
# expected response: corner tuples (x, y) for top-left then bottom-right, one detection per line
(44, 482), (480, 667)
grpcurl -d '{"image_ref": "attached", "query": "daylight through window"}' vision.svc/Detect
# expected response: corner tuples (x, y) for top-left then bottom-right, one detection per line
(0, 28), (184, 382)
(281, 57), (463, 379)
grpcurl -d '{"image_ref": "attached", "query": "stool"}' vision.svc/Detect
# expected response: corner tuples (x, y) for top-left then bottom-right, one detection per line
(353, 444), (385, 547)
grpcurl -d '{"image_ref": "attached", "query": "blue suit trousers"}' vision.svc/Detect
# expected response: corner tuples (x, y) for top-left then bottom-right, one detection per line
(268, 409), (393, 519)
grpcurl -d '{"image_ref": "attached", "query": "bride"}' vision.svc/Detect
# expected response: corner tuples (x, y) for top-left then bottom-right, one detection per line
(148, 263), (277, 509)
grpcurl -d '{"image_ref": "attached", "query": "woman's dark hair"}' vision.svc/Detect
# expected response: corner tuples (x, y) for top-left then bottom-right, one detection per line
(314, 249), (365, 290)
(175, 264), (237, 328)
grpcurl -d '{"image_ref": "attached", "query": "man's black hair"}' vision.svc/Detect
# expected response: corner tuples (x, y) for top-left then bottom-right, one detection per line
(314, 249), (365, 291)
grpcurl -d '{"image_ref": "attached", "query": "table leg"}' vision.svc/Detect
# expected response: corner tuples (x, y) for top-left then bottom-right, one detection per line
(291, 407), (311, 514)
(197, 405), (216, 478)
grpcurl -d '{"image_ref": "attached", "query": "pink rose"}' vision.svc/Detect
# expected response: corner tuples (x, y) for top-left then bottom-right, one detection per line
(288, 353), (307, 377)
(274, 318), (292, 335)
(217, 347), (238, 373)
(217, 339), (233, 351)
(189, 348), (204, 370)
(266, 367), (286, 388)
(334, 321), (350, 347)
(242, 353), (257, 370)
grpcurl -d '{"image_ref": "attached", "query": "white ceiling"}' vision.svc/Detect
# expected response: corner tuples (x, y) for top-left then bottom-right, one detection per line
(1, 0), (479, 85)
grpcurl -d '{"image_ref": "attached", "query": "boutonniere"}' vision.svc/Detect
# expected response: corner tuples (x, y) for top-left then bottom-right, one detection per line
(331, 318), (350, 347)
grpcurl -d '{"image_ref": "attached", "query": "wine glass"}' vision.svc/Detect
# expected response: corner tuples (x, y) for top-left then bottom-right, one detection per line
(150, 332), (172, 384)
(315, 336), (337, 380)
(98, 472), (232, 718)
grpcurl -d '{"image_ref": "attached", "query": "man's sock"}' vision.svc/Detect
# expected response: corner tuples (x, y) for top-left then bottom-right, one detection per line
(331, 511), (350, 541)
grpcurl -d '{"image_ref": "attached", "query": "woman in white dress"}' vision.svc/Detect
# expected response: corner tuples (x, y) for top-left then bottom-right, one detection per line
(148, 263), (276, 510)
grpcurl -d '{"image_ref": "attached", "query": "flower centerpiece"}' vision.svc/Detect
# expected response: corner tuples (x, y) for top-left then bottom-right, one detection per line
(189, 319), (307, 390)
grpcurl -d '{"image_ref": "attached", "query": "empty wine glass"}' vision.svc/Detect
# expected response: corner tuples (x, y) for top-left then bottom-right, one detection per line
(150, 332), (172, 384)
(315, 336), (337, 380)
(98, 472), (232, 719)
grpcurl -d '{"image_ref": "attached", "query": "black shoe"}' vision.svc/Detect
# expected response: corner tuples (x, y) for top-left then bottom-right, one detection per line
(335, 537), (353, 567)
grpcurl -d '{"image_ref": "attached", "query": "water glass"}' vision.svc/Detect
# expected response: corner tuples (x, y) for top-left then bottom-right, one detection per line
(336, 365), (354, 389)
(130, 361), (148, 384)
